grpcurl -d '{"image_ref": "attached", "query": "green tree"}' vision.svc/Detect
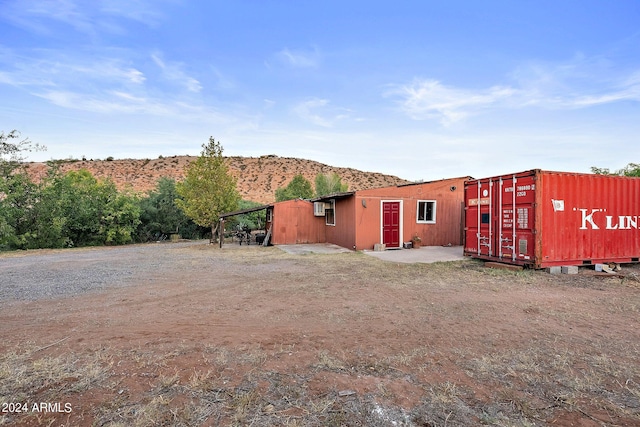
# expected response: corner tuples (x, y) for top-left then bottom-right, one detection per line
(100, 190), (141, 245)
(1, 143), (141, 250)
(314, 172), (348, 197)
(54, 169), (105, 246)
(0, 173), (39, 249)
(275, 174), (314, 201)
(225, 199), (267, 232)
(237, 200), (266, 230)
(29, 167), (70, 248)
(33, 168), (140, 248)
(138, 177), (206, 241)
(0, 130), (45, 249)
(591, 162), (640, 177)
(0, 130), (45, 177)
(176, 137), (240, 241)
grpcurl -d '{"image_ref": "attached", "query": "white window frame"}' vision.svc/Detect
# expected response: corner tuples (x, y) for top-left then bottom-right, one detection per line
(416, 200), (436, 224)
(325, 199), (336, 226)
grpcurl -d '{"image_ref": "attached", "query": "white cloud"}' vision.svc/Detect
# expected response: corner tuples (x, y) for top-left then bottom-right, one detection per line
(263, 99), (276, 108)
(4, 0), (95, 35)
(387, 79), (516, 125)
(36, 90), (129, 113)
(510, 55), (640, 109)
(291, 98), (357, 127)
(293, 98), (332, 127)
(275, 47), (320, 68)
(151, 52), (202, 93)
(123, 68), (146, 84)
(111, 90), (147, 103)
(209, 66), (235, 90)
(566, 71), (640, 107)
(0, 47), (213, 119)
(99, 0), (167, 27)
(33, 87), (237, 124)
(0, 0), (168, 36)
(388, 56), (640, 125)
(0, 49), (145, 89)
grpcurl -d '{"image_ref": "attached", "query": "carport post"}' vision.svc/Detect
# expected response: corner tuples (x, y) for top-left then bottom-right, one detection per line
(219, 218), (224, 248)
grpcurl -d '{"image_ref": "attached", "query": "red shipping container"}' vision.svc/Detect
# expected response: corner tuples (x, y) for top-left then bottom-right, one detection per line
(464, 170), (640, 268)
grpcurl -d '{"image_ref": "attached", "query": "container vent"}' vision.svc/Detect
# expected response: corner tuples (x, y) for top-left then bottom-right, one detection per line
(519, 239), (527, 255)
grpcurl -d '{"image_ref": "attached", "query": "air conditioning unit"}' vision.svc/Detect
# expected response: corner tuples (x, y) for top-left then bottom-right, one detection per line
(313, 202), (326, 216)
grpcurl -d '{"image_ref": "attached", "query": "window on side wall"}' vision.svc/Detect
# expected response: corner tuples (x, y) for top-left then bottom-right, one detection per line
(325, 199), (336, 226)
(417, 200), (436, 223)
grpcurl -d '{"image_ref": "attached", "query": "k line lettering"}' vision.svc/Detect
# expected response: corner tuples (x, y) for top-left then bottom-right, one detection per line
(578, 208), (639, 230)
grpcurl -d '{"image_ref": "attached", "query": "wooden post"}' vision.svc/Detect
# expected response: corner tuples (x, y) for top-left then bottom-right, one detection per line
(219, 218), (224, 248)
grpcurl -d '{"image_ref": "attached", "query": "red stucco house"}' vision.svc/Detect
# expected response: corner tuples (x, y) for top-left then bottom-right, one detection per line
(230, 176), (469, 250)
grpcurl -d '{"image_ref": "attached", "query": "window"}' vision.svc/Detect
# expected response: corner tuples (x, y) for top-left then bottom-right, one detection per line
(417, 200), (436, 223)
(266, 208), (273, 222)
(325, 199), (335, 226)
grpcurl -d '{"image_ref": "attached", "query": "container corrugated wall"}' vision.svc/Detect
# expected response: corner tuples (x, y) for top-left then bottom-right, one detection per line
(464, 170), (640, 268)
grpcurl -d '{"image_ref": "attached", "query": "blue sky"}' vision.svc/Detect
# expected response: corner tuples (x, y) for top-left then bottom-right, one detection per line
(1, 1), (639, 181)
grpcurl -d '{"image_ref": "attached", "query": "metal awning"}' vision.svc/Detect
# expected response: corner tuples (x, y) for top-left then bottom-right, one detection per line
(219, 203), (273, 219)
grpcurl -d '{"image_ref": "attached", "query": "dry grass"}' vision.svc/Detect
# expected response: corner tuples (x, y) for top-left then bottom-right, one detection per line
(3, 338), (640, 426)
(2, 246), (640, 426)
(462, 343), (640, 425)
(0, 345), (112, 425)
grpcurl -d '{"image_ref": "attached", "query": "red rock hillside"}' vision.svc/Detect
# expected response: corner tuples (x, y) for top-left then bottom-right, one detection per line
(24, 155), (411, 204)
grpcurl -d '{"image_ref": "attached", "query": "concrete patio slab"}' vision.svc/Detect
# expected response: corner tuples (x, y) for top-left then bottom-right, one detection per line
(277, 243), (466, 264)
(363, 245), (466, 264)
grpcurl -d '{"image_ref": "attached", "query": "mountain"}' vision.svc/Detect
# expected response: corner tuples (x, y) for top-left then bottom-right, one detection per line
(24, 155), (411, 204)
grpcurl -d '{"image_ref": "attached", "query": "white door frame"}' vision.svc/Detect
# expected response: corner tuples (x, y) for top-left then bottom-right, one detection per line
(380, 199), (403, 249)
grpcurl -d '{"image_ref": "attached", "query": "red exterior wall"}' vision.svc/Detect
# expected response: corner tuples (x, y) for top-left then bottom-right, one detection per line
(325, 197), (357, 249)
(267, 199), (326, 245)
(321, 177), (468, 251)
(464, 170), (640, 268)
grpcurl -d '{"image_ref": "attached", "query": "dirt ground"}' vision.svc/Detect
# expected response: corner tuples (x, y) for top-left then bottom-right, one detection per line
(1, 242), (640, 426)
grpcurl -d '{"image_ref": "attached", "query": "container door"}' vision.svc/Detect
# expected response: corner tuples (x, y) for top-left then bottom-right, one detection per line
(466, 180), (493, 256)
(495, 174), (536, 263)
(466, 173), (537, 264)
(496, 176), (517, 261)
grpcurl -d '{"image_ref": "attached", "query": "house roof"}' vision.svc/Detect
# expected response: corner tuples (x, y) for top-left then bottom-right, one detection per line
(309, 176), (473, 202)
(309, 191), (355, 202)
(396, 176), (473, 187)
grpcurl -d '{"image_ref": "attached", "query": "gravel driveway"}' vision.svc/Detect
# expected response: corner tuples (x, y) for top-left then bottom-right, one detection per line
(0, 241), (207, 303)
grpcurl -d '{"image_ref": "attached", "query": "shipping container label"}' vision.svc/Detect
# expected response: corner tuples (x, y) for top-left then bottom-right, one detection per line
(468, 198), (490, 206)
(503, 209), (513, 227)
(504, 183), (535, 197)
(551, 199), (564, 211)
(577, 208), (639, 230)
(501, 208), (530, 229)
(517, 208), (529, 229)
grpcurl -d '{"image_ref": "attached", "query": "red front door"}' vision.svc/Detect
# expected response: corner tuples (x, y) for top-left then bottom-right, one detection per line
(382, 202), (400, 248)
